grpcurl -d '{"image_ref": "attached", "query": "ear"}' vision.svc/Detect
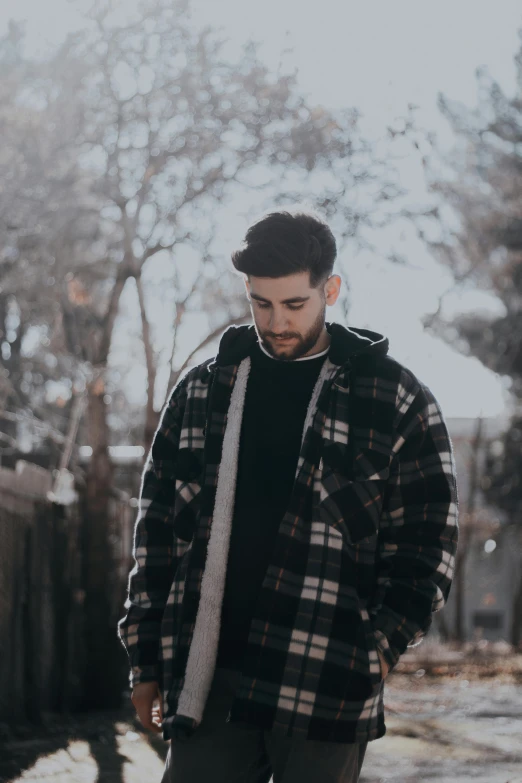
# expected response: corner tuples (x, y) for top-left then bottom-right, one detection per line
(325, 274), (341, 305)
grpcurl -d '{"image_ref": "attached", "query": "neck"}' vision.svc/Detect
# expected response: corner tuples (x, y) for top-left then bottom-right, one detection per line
(306, 326), (331, 356)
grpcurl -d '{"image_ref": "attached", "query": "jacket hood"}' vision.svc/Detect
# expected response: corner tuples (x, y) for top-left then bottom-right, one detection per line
(208, 321), (389, 370)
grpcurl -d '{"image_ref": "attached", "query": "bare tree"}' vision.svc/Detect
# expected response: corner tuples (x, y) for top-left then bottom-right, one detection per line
(2, 0), (422, 703)
(0, 21), (97, 464)
(72, 0), (418, 442)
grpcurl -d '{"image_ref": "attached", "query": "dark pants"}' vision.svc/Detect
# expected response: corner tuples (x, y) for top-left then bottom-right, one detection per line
(161, 667), (368, 783)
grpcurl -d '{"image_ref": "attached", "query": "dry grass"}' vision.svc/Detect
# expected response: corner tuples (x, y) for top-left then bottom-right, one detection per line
(392, 638), (522, 681)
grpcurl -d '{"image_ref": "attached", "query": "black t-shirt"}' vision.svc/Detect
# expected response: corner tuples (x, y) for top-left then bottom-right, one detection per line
(216, 339), (328, 670)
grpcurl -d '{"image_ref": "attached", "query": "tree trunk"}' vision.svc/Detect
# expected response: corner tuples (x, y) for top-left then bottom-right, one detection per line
(454, 415), (483, 643)
(511, 553), (522, 649)
(82, 372), (127, 708)
(144, 407), (161, 459)
(454, 531), (470, 643)
(434, 604), (450, 642)
(136, 274), (159, 457)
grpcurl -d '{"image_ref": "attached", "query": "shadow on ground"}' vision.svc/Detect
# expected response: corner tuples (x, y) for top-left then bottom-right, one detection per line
(0, 694), (168, 783)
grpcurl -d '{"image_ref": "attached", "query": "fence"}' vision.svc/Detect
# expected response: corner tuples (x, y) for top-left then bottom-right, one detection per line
(0, 462), (134, 725)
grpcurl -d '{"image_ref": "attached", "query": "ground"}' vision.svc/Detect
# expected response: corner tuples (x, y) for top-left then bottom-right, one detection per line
(1, 648), (522, 783)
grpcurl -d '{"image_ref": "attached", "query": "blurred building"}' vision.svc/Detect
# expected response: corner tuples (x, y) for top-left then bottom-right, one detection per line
(443, 416), (520, 645)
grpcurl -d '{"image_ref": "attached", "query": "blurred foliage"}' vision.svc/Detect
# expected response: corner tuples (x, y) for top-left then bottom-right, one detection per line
(421, 29), (522, 528)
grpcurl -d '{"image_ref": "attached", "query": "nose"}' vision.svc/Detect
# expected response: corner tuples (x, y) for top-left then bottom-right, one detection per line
(268, 309), (289, 335)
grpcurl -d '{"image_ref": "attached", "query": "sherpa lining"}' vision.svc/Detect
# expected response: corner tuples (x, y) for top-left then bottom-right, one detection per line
(175, 354), (333, 726)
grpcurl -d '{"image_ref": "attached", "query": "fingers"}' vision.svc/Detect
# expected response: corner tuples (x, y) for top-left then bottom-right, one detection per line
(138, 710), (163, 733)
(131, 682), (163, 733)
(134, 702), (163, 733)
(151, 698), (163, 732)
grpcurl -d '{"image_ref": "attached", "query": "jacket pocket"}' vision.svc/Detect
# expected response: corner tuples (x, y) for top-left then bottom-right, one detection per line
(318, 440), (390, 544)
(358, 603), (386, 689)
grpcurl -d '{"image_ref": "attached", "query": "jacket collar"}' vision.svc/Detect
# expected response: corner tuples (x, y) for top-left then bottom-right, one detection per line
(208, 321), (389, 371)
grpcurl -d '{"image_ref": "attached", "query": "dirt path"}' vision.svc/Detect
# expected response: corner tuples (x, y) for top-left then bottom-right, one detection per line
(1, 676), (522, 782)
(363, 674), (522, 783)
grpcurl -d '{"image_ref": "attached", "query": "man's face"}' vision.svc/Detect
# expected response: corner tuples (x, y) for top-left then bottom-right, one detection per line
(245, 270), (341, 360)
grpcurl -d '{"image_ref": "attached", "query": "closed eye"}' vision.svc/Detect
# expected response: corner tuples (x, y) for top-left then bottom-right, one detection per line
(255, 302), (304, 311)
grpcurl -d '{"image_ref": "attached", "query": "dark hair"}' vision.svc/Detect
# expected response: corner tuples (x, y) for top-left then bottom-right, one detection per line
(231, 207), (337, 289)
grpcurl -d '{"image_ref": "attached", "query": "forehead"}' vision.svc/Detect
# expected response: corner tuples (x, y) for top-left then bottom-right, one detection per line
(248, 271), (315, 300)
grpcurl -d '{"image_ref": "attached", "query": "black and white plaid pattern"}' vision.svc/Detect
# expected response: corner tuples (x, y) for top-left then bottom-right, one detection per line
(118, 323), (458, 744)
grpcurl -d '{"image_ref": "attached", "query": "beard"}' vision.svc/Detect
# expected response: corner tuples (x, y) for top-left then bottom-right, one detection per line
(258, 301), (327, 361)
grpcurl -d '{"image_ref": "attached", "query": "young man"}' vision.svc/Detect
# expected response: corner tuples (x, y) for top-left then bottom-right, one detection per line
(118, 208), (459, 783)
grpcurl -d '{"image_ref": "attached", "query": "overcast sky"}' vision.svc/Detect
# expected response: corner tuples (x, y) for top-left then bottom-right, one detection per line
(3, 0), (521, 418)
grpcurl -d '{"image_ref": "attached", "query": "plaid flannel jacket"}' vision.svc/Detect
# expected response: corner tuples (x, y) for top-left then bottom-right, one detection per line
(118, 321), (459, 744)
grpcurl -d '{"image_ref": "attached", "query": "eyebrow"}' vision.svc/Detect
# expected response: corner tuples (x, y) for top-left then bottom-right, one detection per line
(249, 293), (311, 305)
